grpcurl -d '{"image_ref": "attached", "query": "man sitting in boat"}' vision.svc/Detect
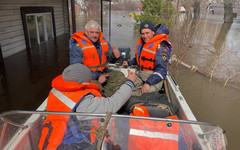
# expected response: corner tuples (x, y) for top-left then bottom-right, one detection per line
(38, 63), (136, 150)
(69, 20), (125, 97)
(122, 21), (172, 96)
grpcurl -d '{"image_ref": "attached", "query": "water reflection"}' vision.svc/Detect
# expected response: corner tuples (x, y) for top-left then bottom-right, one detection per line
(0, 35), (70, 112)
(175, 11), (240, 150)
(0, 64), (10, 112)
(185, 14), (240, 84)
(213, 22), (232, 54)
(176, 65), (240, 150)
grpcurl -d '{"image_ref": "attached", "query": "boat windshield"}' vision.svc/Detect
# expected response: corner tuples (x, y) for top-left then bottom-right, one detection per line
(0, 111), (227, 150)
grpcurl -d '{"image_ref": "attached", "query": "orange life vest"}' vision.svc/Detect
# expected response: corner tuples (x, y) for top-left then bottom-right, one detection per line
(38, 75), (102, 150)
(128, 115), (180, 150)
(130, 104), (150, 117)
(72, 32), (109, 72)
(136, 34), (171, 71)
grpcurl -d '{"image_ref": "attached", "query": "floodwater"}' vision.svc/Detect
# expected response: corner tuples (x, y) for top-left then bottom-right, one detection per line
(0, 10), (240, 150)
(0, 37), (70, 111)
(172, 12), (240, 150)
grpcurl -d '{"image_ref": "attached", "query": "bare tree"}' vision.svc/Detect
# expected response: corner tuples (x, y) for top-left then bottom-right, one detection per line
(193, 0), (201, 19)
(224, 0), (233, 23)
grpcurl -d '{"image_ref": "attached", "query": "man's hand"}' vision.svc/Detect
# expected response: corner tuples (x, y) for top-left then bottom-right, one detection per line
(141, 83), (150, 93)
(98, 74), (109, 84)
(122, 61), (128, 68)
(127, 70), (137, 82)
(112, 45), (120, 59)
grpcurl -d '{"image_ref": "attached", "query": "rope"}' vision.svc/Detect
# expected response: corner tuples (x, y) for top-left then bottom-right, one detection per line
(79, 112), (113, 150)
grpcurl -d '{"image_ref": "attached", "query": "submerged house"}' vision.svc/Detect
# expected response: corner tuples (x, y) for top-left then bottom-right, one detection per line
(0, 0), (71, 61)
(0, 0), (118, 63)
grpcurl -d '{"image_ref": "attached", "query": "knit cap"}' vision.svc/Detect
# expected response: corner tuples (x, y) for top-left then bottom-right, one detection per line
(62, 63), (92, 83)
(140, 21), (156, 33)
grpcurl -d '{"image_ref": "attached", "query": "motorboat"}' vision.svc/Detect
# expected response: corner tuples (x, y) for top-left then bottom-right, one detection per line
(0, 65), (227, 149)
(0, 47), (227, 149)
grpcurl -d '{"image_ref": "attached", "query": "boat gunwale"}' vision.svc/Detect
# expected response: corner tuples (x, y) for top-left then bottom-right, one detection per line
(1, 110), (218, 127)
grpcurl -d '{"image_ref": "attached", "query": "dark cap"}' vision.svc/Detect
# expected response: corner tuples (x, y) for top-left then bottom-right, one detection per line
(140, 21), (155, 33)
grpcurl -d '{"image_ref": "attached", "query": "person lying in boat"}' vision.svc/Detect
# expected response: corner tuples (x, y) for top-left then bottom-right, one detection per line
(122, 21), (172, 96)
(69, 20), (125, 97)
(38, 63), (136, 150)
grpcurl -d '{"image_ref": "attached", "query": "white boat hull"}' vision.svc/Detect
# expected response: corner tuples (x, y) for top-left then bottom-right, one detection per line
(0, 67), (227, 150)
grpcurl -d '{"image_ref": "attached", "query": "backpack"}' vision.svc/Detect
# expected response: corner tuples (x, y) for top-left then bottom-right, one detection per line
(119, 91), (178, 118)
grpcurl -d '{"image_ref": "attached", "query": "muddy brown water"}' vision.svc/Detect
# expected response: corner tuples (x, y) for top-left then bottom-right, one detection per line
(0, 10), (239, 149)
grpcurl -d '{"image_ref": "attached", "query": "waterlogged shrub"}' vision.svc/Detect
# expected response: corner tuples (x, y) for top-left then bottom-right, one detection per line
(133, 0), (177, 30)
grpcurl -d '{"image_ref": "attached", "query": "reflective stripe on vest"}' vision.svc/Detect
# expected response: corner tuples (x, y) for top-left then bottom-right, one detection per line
(81, 42), (108, 51)
(142, 47), (156, 54)
(128, 118), (179, 150)
(82, 45), (95, 50)
(129, 128), (178, 141)
(51, 88), (76, 109)
(101, 43), (108, 46)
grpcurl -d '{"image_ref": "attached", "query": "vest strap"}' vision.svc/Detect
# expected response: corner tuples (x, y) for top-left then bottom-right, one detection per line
(139, 65), (154, 71)
(141, 56), (155, 62)
(41, 121), (53, 150)
(88, 60), (108, 70)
